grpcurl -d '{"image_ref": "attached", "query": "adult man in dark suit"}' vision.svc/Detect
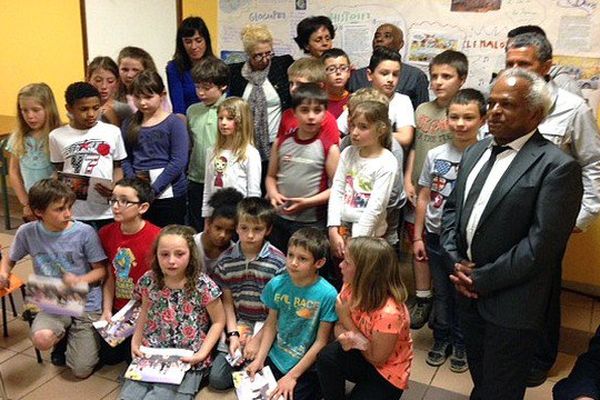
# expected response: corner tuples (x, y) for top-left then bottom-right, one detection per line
(441, 68), (583, 400)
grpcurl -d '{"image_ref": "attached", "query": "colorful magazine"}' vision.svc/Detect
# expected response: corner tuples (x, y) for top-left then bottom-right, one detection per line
(93, 300), (139, 347)
(232, 366), (283, 400)
(124, 346), (194, 385)
(26, 274), (88, 317)
(57, 171), (112, 205)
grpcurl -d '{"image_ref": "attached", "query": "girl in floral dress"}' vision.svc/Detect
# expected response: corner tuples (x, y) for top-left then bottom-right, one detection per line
(120, 225), (226, 399)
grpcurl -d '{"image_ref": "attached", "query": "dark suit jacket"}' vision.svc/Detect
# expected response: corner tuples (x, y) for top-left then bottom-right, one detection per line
(553, 324), (600, 399)
(228, 55), (294, 111)
(441, 131), (583, 330)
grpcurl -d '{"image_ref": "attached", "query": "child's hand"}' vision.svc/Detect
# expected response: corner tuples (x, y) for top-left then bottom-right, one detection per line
(181, 351), (207, 366)
(337, 331), (355, 351)
(280, 197), (308, 215)
(246, 359), (264, 379)
(101, 310), (113, 322)
(329, 228), (345, 259)
(273, 374), (297, 400)
(243, 335), (260, 361)
(62, 273), (81, 287)
(131, 343), (143, 359)
(228, 336), (241, 357)
(412, 239), (428, 261)
(405, 181), (417, 206)
(94, 183), (113, 199)
(268, 191), (288, 209)
(0, 272), (10, 290)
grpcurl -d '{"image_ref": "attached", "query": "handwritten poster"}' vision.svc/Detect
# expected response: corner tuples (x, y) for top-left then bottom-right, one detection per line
(219, 0), (600, 93)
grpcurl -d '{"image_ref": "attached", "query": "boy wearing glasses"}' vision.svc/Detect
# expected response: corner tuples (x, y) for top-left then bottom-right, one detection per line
(321, 48), (351, 119)
(98, 177), (160, 364)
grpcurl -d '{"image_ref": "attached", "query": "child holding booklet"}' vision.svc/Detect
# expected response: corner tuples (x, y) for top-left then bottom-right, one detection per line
(121, 225), (225, 399)
(98, 177), (161, 364)
(121, 70), (189, 227)
(317, 237), (412, 399)
(0, 179), (107, 378)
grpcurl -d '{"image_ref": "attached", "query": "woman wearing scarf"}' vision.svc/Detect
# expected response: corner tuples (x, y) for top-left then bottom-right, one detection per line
(229, 24), (294, 183)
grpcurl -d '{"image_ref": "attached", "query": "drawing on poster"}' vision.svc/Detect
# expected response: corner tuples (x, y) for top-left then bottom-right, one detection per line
(556, 16), (592, 53)
(451, 0), (502, 12)
(556, 0), (597, 14)
(553, 55), (600, 89)
(408, 31), (461, 63)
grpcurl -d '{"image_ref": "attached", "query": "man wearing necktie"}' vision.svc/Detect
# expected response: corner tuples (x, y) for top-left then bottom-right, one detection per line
(441, 68), (583, 400)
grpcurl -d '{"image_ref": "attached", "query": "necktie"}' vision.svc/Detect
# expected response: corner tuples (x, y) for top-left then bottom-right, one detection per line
(462, 145), (510, 228)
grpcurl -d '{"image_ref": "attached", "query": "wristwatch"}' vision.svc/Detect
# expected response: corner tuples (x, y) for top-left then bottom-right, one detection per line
(226, 330), (240, 338)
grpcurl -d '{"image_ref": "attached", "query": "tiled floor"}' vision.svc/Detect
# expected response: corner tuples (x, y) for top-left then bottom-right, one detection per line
(0, 196), (597, 399)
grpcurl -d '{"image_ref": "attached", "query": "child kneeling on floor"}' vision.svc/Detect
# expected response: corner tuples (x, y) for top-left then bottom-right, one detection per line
(0, 179), (107, 378)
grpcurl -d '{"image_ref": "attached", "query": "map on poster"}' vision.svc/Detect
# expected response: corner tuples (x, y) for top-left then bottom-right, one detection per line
(218, 0), (600, 93)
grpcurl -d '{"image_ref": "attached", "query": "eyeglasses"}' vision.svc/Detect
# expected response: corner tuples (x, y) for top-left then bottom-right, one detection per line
(251, 51), (274, 61)
(109, 198), (142, 208)
(325, 64), (350, 74)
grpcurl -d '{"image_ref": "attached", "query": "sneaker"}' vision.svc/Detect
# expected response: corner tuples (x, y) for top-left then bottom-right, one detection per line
(50, 337), (67, 367)
(526, 368), (548, 387)
(426, 341), (450, 366)
(410, 297), (432, 330)
(449, 347), (469, 373)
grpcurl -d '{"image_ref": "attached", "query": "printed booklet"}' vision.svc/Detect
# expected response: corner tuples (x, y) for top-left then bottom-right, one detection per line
(93, 300), (139, 347)
(232, 365), (283, 400)
(124, 346), (194, 385)
(26, 274), (88, 317)
(57, 171), (112, 205)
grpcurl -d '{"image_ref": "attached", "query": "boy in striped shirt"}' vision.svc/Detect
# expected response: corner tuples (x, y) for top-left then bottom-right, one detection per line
(208, 197), (286, 389)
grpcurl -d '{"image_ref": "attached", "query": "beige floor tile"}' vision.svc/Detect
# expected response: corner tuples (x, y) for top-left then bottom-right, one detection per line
(524, 379), (554, 400)
(20, 345), (51, 363)
(101, 387), (121, 400)
(95, 362), (127, 382)
(411, 326), (434, 352)
(196, 386), (236, 399)
(561, 304), (592, 332)
(0, 353), (63, 399)
(13, 256), (33, 278)
(0, 318), (34, 352)
(429, 362), (474, 396)
(547, 352), (576, 383)
(21, 369), (119, 400)
(409, 348), (437, 385)
(0, 233), (15, 249)
(561, 291), (594, 310)
(0, 347), (18, 364)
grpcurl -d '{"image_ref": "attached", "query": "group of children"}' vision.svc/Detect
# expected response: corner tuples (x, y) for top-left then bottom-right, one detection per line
(1, 17), (494, 400)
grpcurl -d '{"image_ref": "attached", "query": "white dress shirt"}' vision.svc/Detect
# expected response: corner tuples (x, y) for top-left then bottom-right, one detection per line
(465, 131), (536, 260)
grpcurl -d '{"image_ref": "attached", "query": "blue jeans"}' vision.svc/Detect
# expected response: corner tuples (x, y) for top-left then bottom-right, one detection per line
(426, 231), (464, 349)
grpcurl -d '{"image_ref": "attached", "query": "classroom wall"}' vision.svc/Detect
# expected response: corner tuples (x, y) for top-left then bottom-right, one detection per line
(0, 0), (598, 292)
(0, 0), (84, 118)
(0, 0), (219, 118)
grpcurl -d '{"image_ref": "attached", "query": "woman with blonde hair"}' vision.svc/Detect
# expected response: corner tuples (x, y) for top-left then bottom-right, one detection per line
(229, 24), (294, 174)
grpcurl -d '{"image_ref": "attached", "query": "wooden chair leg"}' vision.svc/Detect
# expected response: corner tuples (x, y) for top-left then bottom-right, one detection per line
(1, 297), (7, 338)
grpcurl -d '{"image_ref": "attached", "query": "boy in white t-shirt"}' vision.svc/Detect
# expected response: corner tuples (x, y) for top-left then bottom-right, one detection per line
(49, 82), (127, 230)
(337, 47), (415, 150)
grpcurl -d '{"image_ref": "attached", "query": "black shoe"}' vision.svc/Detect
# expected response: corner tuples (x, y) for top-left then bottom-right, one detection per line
(526, 368), (548, 387)
(410, 297), (433, 330)
(50, 337), (67, 367)
(426, 340), (450, 366)
(449, 347), (469, 373)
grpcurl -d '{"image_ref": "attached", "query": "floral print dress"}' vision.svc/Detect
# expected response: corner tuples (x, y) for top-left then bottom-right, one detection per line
(136, 270), (222, 371)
